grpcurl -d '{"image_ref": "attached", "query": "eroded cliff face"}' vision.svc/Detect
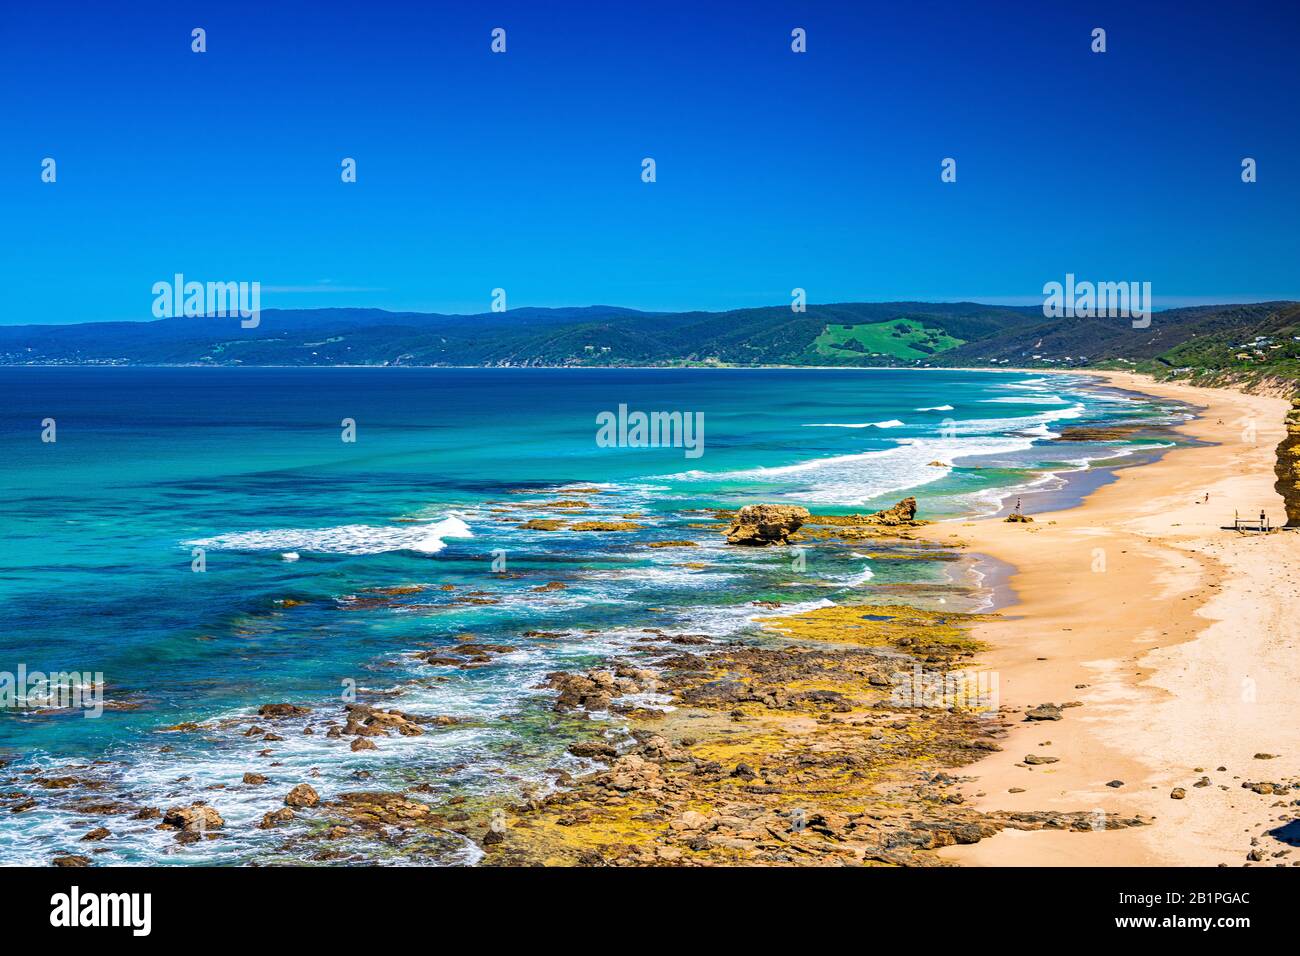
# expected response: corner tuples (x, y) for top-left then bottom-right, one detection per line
(1274, 398), (1300, 527)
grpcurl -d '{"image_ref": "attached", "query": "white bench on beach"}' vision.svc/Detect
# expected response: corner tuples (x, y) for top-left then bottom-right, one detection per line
(1229, 513), (1271, 532)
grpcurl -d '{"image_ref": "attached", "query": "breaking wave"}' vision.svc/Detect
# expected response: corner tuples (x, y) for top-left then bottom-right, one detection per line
(185, 515), (474, 556)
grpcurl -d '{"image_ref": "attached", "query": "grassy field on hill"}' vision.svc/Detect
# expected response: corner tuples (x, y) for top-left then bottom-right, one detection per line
(810, 319), (964, 360)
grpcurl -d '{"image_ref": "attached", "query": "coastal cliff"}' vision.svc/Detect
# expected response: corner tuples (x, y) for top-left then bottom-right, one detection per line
(1274, 397), (1300, 526)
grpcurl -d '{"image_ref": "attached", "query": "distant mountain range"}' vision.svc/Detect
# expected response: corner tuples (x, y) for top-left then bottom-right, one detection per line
(4, 301), (1300, 380)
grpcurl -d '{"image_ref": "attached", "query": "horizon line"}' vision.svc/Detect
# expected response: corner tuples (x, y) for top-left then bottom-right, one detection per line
(8, 294), (1300, 328)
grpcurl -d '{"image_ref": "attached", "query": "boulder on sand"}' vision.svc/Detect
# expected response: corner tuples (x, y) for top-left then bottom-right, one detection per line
(724, 505), (810, 546)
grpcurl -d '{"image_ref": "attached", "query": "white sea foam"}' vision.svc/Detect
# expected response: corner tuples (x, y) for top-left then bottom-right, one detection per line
(916, 404), (953, 411)
(663, 405), (1084, 505)
(643, 596), (836, 641)
(941, 404), (1084, 434)
(847, 564), (875, 585)
(606, 566), (739, 587)
(1004, 378), (1050, 388)
(980, 395), (1069, 405)
(186, 515), (474, 556)
(1018, 423), (1055, 438)
(804, 419), (904, 429)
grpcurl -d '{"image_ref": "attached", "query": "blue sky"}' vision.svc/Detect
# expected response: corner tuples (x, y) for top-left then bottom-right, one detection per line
(2, 0), (1297, 324)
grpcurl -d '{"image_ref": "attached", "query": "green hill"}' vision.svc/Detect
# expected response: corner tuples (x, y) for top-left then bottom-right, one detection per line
(3, 300), (1299, 388)
(810, 319), (965, 360)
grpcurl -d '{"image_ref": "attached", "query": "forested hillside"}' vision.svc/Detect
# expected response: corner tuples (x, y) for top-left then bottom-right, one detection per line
(3, 300), (1298, 382)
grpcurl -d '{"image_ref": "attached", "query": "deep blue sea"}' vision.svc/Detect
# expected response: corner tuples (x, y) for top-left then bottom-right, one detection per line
(0, 367), (1185, 864)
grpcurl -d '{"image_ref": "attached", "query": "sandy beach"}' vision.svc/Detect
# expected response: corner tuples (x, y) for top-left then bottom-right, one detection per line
(922, 371), (1300, 867)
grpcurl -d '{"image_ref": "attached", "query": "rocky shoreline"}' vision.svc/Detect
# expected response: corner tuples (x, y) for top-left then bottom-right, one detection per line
(474, 648), (1147, 865)
(6, 493), (1173, 867)
(264, 499), (1149, 866)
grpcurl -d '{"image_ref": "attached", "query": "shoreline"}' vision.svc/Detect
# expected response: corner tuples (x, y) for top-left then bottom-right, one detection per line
(919, 370), (1300, 866)
(7, 367), (1297, 867)
(932, 367), (1197, 523)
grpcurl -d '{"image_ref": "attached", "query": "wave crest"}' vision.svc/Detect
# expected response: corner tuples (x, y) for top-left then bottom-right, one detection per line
(185, 515), (474, 556)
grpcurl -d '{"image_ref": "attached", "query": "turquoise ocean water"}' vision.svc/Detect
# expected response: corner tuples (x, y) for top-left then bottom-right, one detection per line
(0, 367), (1186, 864)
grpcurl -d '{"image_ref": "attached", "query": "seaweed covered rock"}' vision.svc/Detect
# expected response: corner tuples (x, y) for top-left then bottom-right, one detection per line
(724, 504), (810, 545)
(1274, 397), (1300, 527)
(1054, 425), (1141, 442)
(328, 791), (433, 827)
(802, 497), (924, 531)
(258, 703), (310, 718)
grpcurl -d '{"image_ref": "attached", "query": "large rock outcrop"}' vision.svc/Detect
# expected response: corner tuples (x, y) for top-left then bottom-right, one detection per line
(1275, 398), (1300, 527)
(724, 505), (810, 546)
(866, 496), (919, 526)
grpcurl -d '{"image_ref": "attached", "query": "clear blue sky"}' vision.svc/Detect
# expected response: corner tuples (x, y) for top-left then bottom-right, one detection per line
(2, 0), (1297, 324)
